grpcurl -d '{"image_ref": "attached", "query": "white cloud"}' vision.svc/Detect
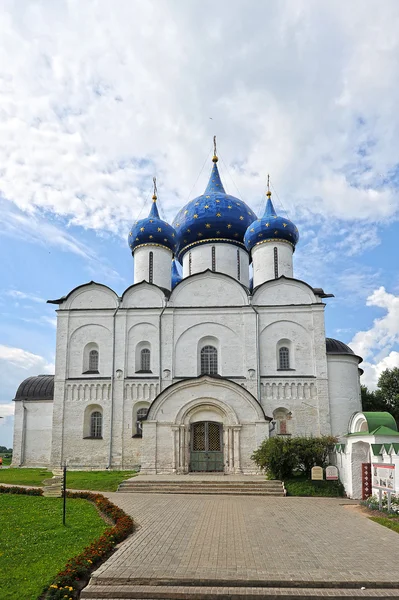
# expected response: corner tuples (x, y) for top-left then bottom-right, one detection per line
(0, 404), (14, 418)
(0, 199), (123, 280)
(0, 0), (398, 239)
(0, 344), (54, 372)
(0, 345), (54, 447)
(350, 287), (399, 387)
(361, 352), (399, 390)
(5, 290), (44, 303)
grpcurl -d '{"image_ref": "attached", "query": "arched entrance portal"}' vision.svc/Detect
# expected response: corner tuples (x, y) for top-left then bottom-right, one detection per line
(140, 376), (270, 475)
(190, 421), (223, 472)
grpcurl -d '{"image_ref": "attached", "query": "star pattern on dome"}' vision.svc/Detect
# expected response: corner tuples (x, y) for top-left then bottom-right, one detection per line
(171, 159), (257, 259)
(244, 194), (299, 252)
(128, 191), (177, 254)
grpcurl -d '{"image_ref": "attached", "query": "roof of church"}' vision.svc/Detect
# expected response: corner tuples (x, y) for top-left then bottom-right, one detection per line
(326, 338), (354, 355)
(14, 375), (54, 401)
(128, 187), (177, 254)
(244, 192), (299, 253)
(172, 156), (257, 260)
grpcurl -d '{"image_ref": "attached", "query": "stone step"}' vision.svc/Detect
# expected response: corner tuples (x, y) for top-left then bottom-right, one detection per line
(81, 584), (399, 599)
(117, 488), (285, 495)
(118, 483), (283, 490)
(120, 481), (282, 487)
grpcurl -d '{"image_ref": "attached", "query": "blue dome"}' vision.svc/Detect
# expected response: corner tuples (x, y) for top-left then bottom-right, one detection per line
(128, 197), (177, 254)
(172, 159), (257, 260)
(244, 194), (299, 253)
(171, 259), (182, 288)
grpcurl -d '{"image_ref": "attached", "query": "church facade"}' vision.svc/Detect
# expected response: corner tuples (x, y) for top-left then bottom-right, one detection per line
(12, 149), (363, 473)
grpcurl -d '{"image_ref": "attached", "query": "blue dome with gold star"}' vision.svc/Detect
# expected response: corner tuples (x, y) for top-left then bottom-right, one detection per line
(128, 194), (177, 254)
(172, 157), (257, 260)
(244, 192), (299, 253)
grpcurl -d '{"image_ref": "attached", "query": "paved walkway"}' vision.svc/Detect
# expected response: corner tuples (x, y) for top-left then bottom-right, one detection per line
(91, 493), (399, 585)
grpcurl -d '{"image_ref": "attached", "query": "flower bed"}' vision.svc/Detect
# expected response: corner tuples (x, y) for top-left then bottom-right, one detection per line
(0, 486), (134, 600)
(362, 493), (399, 515)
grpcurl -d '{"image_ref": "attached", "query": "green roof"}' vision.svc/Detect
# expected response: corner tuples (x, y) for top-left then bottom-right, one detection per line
(363, 412), (398, 434)
(371, 444), (382, 456)
(391, 443), (399, 454)
(371, 425), (399, 437)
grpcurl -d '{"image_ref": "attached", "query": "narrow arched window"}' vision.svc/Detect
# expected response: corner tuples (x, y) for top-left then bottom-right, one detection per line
(212, 246), (216, 271)
(189, 251), (192, 275)
(149, 251), (153, 284)
(279, 346), (290, 370)
(274, 247), (278, 278)
(136, 407), (148, 436)
(90, 411), (102, 438)
(200, 345), (218, 375)
(140, 348), (151, 372)
(89, 349), (99, 372)
(237, 249), (241, 281)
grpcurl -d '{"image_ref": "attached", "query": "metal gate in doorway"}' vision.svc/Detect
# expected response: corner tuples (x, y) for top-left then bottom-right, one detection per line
(190, 421), (224, 472)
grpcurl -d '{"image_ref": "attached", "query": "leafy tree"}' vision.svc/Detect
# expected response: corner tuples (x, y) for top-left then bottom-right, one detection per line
(360, 385), (388, 413)
(378, 367), (399, 409)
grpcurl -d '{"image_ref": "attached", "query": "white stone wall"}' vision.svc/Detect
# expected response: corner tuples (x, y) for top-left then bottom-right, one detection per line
(12, 273), (361, 470)
(12, 400), (53, 466)
(134, 245), (173, 290)
(327, 355), (362, 438)
(252, 241), (293, 287)
(182, 243), (250, 287)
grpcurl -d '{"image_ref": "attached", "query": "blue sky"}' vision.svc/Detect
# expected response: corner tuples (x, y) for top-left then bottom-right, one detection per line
(1, 0), (399, 447)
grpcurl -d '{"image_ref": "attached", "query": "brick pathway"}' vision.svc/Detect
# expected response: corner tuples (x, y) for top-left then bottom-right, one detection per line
(91, 494), (399, 585)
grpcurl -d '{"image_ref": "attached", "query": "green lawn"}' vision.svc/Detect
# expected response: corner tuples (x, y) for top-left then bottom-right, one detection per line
(371, 516), (399, 534)
(0, 453), (12, 466)
(0, 468), (136, 491)
(284, 475), (345, 497)
(0, 494), (107, 600)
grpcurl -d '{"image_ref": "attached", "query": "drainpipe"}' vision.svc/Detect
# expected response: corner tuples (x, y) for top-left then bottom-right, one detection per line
(108, 303), (119, 469)
(20, 400), (27, 466)
(158, 301), (167, 394)
(249, 301), (262, 403)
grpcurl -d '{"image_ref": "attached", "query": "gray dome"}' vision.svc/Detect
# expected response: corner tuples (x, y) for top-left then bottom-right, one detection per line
(326, 338), (354, 355)
(14, 375), (54, 401)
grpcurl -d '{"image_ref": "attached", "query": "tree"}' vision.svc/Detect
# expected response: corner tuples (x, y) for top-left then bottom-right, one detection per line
(360, 385), (388, 413)
(378, 367), (399, 409)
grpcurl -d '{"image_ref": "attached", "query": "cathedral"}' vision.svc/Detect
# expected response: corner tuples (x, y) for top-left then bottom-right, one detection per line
(12, 144), (363, 473)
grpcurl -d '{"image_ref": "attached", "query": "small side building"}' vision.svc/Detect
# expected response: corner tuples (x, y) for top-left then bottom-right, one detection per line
(12, 375), (54, 467)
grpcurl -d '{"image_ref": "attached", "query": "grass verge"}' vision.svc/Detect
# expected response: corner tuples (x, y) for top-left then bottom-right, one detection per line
(0, 494), (107, 600)
(284, 475), (345, 497)
(370, 516), (399, 534)
(0, 468), (136, 491)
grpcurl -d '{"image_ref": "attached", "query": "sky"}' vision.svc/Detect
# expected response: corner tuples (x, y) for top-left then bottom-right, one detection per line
(1, 0), (399, 448)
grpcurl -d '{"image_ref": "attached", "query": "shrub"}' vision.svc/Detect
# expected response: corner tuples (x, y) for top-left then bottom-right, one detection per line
(251, 436), (297, 479)
(251, 435), (338, 479)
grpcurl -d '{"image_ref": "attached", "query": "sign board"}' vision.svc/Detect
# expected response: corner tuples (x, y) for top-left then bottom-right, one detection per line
(372, 463), (395, 491)
(311, 466), (323, 480)
(43, 474), (63, 498)
(326, 466), (339, 480)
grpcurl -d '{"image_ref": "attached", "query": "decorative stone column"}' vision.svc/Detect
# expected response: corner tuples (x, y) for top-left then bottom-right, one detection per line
(233, 426), (242, 473)
(171, 425), (179, 473)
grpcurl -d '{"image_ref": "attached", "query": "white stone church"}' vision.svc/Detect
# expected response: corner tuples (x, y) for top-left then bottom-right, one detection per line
(12, 148), (363, 473)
